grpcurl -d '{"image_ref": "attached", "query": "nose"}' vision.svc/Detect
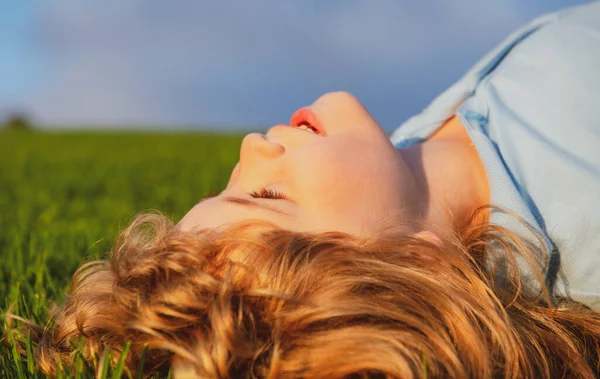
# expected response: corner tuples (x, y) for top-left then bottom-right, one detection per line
(240, 133), (285, 165)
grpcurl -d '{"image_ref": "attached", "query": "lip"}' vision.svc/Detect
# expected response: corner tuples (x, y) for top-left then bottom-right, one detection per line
(290, 107), (326, 136)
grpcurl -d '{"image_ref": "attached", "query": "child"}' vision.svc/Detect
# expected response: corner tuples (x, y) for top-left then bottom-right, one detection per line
(11, 2), (600, 378)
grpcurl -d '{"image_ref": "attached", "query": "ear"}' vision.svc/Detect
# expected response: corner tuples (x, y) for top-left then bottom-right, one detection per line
(410, 231), (452, 267)
(412, 230), (444, 248)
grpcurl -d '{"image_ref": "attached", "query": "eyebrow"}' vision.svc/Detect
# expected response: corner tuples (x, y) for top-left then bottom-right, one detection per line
(195, 195), (291, 216)
(223, 196), (291, 216)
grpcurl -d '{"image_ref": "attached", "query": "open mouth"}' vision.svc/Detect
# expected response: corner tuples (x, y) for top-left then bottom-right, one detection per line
(296, 123), (319, 134)
(290, 108), (325, 135)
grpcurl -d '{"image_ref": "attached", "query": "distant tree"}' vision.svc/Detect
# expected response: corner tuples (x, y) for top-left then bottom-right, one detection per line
(1, 112), (34, 132)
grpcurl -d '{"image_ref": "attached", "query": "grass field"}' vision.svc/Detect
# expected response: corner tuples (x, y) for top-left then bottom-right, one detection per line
(0, 130), (243, 378)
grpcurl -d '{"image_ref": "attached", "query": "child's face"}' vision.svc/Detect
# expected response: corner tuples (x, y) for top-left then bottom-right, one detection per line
(178, 91), (421, 236)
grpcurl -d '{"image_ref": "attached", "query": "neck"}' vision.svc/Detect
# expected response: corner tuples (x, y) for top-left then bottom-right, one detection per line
(398, 116), (489, 234)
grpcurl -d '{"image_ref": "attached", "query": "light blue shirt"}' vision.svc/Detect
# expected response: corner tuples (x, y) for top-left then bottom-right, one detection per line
(390, 1), (600, 310)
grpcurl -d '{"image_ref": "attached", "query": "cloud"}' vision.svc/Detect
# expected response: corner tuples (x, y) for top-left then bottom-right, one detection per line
(5, 0), (585, 129)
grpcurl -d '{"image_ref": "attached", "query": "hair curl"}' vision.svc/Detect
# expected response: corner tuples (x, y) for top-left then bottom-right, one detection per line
(7, 211), (600, 378)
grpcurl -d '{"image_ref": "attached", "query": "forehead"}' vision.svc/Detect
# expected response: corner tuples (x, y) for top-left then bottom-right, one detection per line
(177, 196), (295, 233)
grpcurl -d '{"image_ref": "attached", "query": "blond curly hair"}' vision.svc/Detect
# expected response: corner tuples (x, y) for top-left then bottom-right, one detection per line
(8, 211), (600, 378)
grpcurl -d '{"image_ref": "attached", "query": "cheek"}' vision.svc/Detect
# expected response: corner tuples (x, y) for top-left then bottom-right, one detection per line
(291, 146), (406, 215)
(291, 146), (350, 190)
(290, 147), (378, 205)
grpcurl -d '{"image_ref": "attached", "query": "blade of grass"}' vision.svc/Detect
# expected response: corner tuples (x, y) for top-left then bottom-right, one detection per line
(135, 344), (148, 379)
(25, 329), (35, 375)
(6, 322), (25, 379)
(55, 359), (65, 379)
(112, 341), (131, 379)
(98, 348), (111, 379)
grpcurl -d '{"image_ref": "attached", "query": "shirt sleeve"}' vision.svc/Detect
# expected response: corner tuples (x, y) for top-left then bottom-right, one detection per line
(390, 1), (600, 310)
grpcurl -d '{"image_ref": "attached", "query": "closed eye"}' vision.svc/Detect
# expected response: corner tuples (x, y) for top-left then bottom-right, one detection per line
(249, 187), (287, 200)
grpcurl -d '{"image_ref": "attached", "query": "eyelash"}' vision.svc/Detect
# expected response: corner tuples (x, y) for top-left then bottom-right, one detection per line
(249, 187), (287, 200)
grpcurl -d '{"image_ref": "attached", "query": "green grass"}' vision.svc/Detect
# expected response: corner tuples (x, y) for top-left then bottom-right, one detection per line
(0, 130), (243, 378)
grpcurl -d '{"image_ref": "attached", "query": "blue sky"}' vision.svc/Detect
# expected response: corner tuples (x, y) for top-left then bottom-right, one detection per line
(0, 0), (593, 131)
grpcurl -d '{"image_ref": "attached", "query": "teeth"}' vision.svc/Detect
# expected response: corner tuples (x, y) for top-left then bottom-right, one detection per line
(297, 124), (316, 134)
